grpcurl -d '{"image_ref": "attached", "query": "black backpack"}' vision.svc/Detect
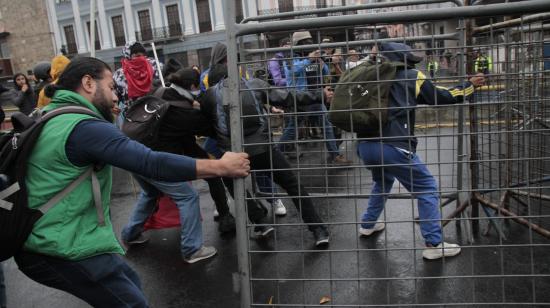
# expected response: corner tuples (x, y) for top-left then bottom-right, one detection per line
(121, 88), (192, 148)
(329, 61), (404, 137)
(0, 106), (103, 261)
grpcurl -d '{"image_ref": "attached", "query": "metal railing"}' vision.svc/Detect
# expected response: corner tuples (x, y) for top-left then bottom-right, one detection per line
(244, 0), (463, 24)
(224, 1), (550, 306)
(134, 24), (183, 42)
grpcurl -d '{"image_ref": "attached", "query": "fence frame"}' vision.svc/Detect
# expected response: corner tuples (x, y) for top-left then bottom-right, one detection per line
(224, 1), (550, 306)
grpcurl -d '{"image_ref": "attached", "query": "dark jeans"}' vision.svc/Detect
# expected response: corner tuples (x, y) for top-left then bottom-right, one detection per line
(15, 251), (148, 308)
(0, 262), (5, 308)
(222, 176), (268, 223)
(182, 141), (230, 216)
(249, 148), (323, 230)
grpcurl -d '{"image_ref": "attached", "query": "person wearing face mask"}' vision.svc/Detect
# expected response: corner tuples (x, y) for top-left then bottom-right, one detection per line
(113, 41), (163, 125)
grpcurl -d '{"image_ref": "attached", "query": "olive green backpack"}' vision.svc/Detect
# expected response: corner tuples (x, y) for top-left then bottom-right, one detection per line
(329, 61), (404, 137)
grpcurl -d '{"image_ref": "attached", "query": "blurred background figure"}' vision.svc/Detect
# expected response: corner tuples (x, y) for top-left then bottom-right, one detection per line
(32, 61), (52, 99)
(37, 55), (70, 108)
(12, 73), (36, 115)
(346, 49), (364, 69)
(427, 55), (439, 78)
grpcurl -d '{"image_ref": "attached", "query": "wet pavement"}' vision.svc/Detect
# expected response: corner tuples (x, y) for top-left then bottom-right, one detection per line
(4, 128), (550, 307)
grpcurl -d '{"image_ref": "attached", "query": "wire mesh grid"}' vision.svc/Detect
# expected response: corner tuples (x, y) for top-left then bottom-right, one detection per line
(223, 1), (550, 306)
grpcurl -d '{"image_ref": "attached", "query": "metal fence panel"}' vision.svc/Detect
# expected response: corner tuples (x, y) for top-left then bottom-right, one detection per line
(223, 1), (550, 306)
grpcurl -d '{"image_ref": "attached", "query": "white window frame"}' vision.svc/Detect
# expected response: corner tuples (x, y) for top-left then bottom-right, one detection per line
(60, 22), (77, 53)
(163, 2), (183, 30)
(134, 7), (154, 35)
(84, 15), (102, 51)
(207, 0), (215, 32)
(109, 13), (128, 48)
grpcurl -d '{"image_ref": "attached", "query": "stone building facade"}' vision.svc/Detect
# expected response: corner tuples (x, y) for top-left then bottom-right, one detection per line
(0, 0), (56, 78)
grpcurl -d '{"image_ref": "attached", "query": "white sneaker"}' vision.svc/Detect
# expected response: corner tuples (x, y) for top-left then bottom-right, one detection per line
(273, 199), (287, 216)
(422, 242), (461, 260)
(359, 220), (385, 236)
(183, 246), (217, 264)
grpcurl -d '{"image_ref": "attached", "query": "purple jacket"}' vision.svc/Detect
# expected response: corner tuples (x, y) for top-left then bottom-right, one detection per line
(268, 53), (286, 87)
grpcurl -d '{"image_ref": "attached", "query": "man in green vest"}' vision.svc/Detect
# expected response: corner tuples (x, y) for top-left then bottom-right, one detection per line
(14, 57), (250, 307)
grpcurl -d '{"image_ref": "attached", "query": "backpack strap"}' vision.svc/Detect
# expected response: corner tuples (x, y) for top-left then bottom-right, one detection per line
(0, 182), (19, 211)
(41, 105), (99, 121)
(36, 106), (105, 225)
(39, 166), (105, 226)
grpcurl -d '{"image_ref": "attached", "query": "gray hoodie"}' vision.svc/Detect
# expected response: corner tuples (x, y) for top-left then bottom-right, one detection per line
(209, 43), (227, 66)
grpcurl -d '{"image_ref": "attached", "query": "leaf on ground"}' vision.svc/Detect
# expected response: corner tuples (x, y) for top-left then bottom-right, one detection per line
(320, 296), (331, 304)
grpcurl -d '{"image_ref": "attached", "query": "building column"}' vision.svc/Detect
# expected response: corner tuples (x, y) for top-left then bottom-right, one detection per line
(123, 0), (136, 42)
(151, 0), (163, 29)
(302, 0), (314, 8)
(46, 0), (62, 54)
(96, 0), (112, 49)
(182, 0), (197, 35)
(244, 0), (258, 19)
(211, 0), (225, 31)
(71, 0), (87, 53)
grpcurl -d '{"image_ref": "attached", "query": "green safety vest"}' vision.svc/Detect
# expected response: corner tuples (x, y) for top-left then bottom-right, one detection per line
(24, 90), (123, 260)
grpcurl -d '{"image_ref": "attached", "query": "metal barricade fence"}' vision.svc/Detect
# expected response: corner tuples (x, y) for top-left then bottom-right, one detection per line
(222, 1), (550, 306)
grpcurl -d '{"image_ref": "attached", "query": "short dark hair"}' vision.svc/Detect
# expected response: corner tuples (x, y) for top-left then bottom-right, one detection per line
(130, 42), (147, 56)
(168, 68), (200, 90)
(44, 57), (111, 98)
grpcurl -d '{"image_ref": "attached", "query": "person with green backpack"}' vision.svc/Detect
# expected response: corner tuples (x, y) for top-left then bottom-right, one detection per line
(332, 42), (485, 259)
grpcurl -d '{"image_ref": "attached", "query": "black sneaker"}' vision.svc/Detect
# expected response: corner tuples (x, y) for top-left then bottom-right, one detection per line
(312, 227), (330, 247)
(218, 213), (236, 234)
(121, 234), (149, 251)
(254, 225), (274, 238)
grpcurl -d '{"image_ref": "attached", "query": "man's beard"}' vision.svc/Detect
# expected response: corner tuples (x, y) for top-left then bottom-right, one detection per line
(92, 89), (114, 123)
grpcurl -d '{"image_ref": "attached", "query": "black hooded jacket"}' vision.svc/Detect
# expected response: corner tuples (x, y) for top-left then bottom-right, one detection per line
(152, 86), (215, 154)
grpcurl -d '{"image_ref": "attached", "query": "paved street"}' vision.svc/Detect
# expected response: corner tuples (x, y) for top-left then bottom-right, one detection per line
(5, 128), (550, 307)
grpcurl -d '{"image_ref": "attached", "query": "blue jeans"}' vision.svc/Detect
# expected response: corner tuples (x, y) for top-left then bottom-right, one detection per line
(255, 172), (279, 204)
(122, 175), (203, 257)
(357, 142), (442, 246)
(278, 104), (339, 158)
(15, 252), (148, 307)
